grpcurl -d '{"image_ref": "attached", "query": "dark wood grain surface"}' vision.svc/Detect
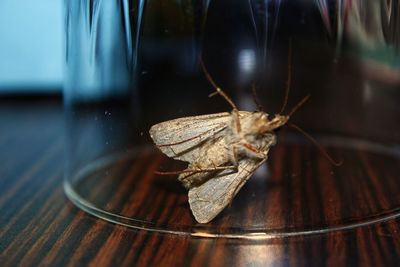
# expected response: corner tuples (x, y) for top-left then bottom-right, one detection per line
(0, 97), (400, 267)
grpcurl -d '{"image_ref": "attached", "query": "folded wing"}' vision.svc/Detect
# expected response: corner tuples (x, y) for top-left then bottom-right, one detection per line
(188, 134), (276, 223)
(150, 112), (249, 163)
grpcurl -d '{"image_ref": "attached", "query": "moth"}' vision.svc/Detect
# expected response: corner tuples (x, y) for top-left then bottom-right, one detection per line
(149, 56), (338, 224)
(149, 106), (291, 223)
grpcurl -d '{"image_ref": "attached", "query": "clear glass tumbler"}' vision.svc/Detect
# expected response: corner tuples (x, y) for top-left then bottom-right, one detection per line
(64, 0), (400, 239)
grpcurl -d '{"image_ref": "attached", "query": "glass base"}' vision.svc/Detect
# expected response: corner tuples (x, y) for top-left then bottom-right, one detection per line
(64, 133), (400, 239)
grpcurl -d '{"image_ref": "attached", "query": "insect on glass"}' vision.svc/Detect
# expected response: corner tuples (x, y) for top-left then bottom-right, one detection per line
(149, 42), (340, 223)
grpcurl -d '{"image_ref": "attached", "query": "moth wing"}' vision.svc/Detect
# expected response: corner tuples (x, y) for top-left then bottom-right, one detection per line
(150, 112), (250, 163)
(188, 158), (265, 223)
(188, 134), (275, 223)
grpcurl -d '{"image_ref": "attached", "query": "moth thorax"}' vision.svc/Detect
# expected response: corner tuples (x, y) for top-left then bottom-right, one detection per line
(243, 113), (268, 134)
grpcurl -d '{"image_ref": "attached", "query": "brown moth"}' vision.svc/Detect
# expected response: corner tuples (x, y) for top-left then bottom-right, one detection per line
(148, 43), (343, 223)
(149, 107), (288, 223)
(149, 50), (315, 223)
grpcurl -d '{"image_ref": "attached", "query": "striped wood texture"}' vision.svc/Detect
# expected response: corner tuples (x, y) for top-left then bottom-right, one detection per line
(1, 99), (400, 267)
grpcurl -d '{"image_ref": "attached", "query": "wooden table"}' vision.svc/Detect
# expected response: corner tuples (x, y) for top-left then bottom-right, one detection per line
(0, 97), (400, 267)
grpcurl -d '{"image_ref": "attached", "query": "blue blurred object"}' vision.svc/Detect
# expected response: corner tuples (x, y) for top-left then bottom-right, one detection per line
(0, 0), (62, 93)
(64, 0), (144, 103)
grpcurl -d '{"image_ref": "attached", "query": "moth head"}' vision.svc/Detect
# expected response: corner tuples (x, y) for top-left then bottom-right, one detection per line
(270, 114), (289, 129)
(259, 114), (289, 134)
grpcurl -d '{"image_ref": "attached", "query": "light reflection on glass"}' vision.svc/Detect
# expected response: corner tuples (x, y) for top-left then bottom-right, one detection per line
(236, 243), (283, 266)
(315, 0), (400, 77)
(238, 49), (256, 74)
(64, 0), (146, 103)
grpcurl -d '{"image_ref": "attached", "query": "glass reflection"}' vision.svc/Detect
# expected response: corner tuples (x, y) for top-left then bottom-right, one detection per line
(64, 0), (145, 102)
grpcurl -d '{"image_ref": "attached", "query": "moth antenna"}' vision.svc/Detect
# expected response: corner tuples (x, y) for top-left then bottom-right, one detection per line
(287, 95), (310, 117)
(278, 39), (292, 115)
(251, 83), (264, 111)
(289, 123), (343, 166)
(199, 58), (238, 111)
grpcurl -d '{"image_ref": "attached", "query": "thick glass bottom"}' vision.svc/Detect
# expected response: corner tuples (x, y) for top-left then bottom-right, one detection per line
(64, 133), (400, 239)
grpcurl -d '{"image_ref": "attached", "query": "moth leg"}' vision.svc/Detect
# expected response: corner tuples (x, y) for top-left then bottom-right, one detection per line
(232, 109), (241, 133)
(228, 145), (240, 172)
(156, 165), (238, 176)
(240, 143), (266, 159)
(210, 86), (241, 133)
(251, 83), (264, 112)
(200, 60), (238, 109)
(200, 59), (242, 132)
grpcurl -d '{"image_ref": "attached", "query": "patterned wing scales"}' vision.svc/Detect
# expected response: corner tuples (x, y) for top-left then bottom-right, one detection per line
(149, 112), (250, 163)
(188, 134), (276, 223)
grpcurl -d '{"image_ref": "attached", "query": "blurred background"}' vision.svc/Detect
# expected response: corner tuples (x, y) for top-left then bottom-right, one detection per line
(0, 0), (62, 94)
(0, 0), (398, 96)
(2, 0), (400, 178)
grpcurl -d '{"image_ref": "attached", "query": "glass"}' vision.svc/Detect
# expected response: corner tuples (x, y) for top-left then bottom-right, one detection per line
(64, 0), (400, 239)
